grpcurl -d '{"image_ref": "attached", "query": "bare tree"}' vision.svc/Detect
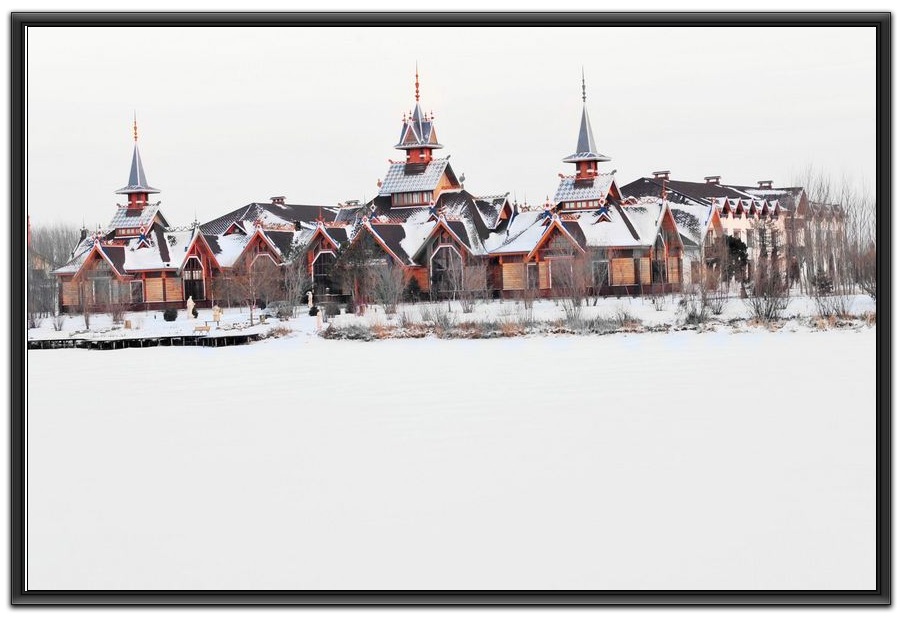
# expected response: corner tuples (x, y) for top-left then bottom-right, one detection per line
(792, 167), (876, 298)
(370, 263), (406, 315)
(459, 262), (488, 314)
(28, 222), (81, 323)
(228, 255), (284, 323)
(551, 254), (592, 323)
(744, 260), (789, 323)
(30, 222), (82, 270)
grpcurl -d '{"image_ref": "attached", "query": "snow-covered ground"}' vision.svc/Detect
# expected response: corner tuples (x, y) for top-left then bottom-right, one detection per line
(25, 325), (876, 591)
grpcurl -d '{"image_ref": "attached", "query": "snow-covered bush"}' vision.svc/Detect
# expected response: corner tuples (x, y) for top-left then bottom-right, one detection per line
(420, 305), (456, 334)
(612, 307), (641, 330)
(679, 288), (709, 326)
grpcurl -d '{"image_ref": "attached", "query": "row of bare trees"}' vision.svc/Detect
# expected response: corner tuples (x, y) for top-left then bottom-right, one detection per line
(787, 168), (877, 300)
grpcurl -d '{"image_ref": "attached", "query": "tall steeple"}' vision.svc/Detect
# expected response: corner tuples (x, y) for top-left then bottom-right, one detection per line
(115, 115), (160, 209)
(562, 70), (611, 181)
(394, 66), (443, 165)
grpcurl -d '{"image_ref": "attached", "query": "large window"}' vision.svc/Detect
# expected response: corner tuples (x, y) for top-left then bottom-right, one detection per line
(430, 246), (462, 294)
(313, 252), (336, 296)
(182, 256), (205, 301)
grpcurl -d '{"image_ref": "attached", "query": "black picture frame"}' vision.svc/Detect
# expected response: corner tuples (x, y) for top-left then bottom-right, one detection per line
(11, 11), (891, 606)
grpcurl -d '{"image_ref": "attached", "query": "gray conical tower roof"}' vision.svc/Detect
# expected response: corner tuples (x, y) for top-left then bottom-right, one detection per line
(563, 72), (611, 164)
(562, 103), (611, 164)
(115, 143), (160, 195)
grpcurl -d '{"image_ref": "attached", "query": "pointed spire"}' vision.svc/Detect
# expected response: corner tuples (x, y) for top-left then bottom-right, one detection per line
(394, 65), (443, 158)
(562, 70), (611, 165)
(116, 115), (160, 196)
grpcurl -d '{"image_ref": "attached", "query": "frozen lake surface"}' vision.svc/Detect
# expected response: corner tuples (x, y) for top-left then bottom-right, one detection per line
(25, 329), (877, 590)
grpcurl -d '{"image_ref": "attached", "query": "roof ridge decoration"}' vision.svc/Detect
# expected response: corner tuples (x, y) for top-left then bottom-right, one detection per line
(562, 71), (611, 165)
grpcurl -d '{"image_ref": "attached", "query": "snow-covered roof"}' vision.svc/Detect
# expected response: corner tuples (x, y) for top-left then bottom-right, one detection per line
(207, 232), (251, 268)
(553, 172), (616, 204)
(200, 202), (337, 236)
(106, 203), (166, 232)
(378, 157), (453, 196)
(568, 207), (643, 249)
(670, 205), (707, 247)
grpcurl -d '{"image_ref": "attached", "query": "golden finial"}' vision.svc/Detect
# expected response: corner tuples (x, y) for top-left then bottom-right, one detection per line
(581, 67), (586, 103)
(133, 112), (138, 142)
(415, 63), (420, 102)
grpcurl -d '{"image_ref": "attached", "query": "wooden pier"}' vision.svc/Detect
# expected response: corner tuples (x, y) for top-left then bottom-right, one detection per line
(27, 332), (261, 351)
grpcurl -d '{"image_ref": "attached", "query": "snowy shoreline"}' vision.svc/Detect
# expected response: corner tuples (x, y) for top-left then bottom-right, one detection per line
(26, 293), (877, 348)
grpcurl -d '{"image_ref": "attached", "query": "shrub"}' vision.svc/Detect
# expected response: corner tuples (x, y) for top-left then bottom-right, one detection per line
(321, 323), (374, 341)
(191, 307), (199, 319)
(403, 277), (423, 303)
(613, 307), (641, 330)
(679, 286), (710, 326)
(457, 320), (489, 338)
(420, 305), (456, 334)
(810, 269), (834, 296)
(499, 319), (524, 337)
(745, 270), (789, 323)
(263, 325), (292, 339)
(163, 308), (177, 322)
(813, 293), (852, 319)
(706, 285), (728, 316)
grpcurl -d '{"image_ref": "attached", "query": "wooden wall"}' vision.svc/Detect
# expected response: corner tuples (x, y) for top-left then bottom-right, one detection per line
(502, 263), (525, 290)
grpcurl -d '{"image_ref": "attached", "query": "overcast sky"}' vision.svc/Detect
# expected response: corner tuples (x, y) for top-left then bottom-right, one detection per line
(25, 25), (876, 229)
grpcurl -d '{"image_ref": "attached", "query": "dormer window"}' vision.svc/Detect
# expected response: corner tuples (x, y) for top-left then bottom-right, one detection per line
(392, 191), (431, 207)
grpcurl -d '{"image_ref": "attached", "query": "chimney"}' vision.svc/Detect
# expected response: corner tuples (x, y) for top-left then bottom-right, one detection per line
(758, 180), (773, 189)
(270, 195), (286, 205)
(652, 170), (671, 181)
(704, 175), (721, 185)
